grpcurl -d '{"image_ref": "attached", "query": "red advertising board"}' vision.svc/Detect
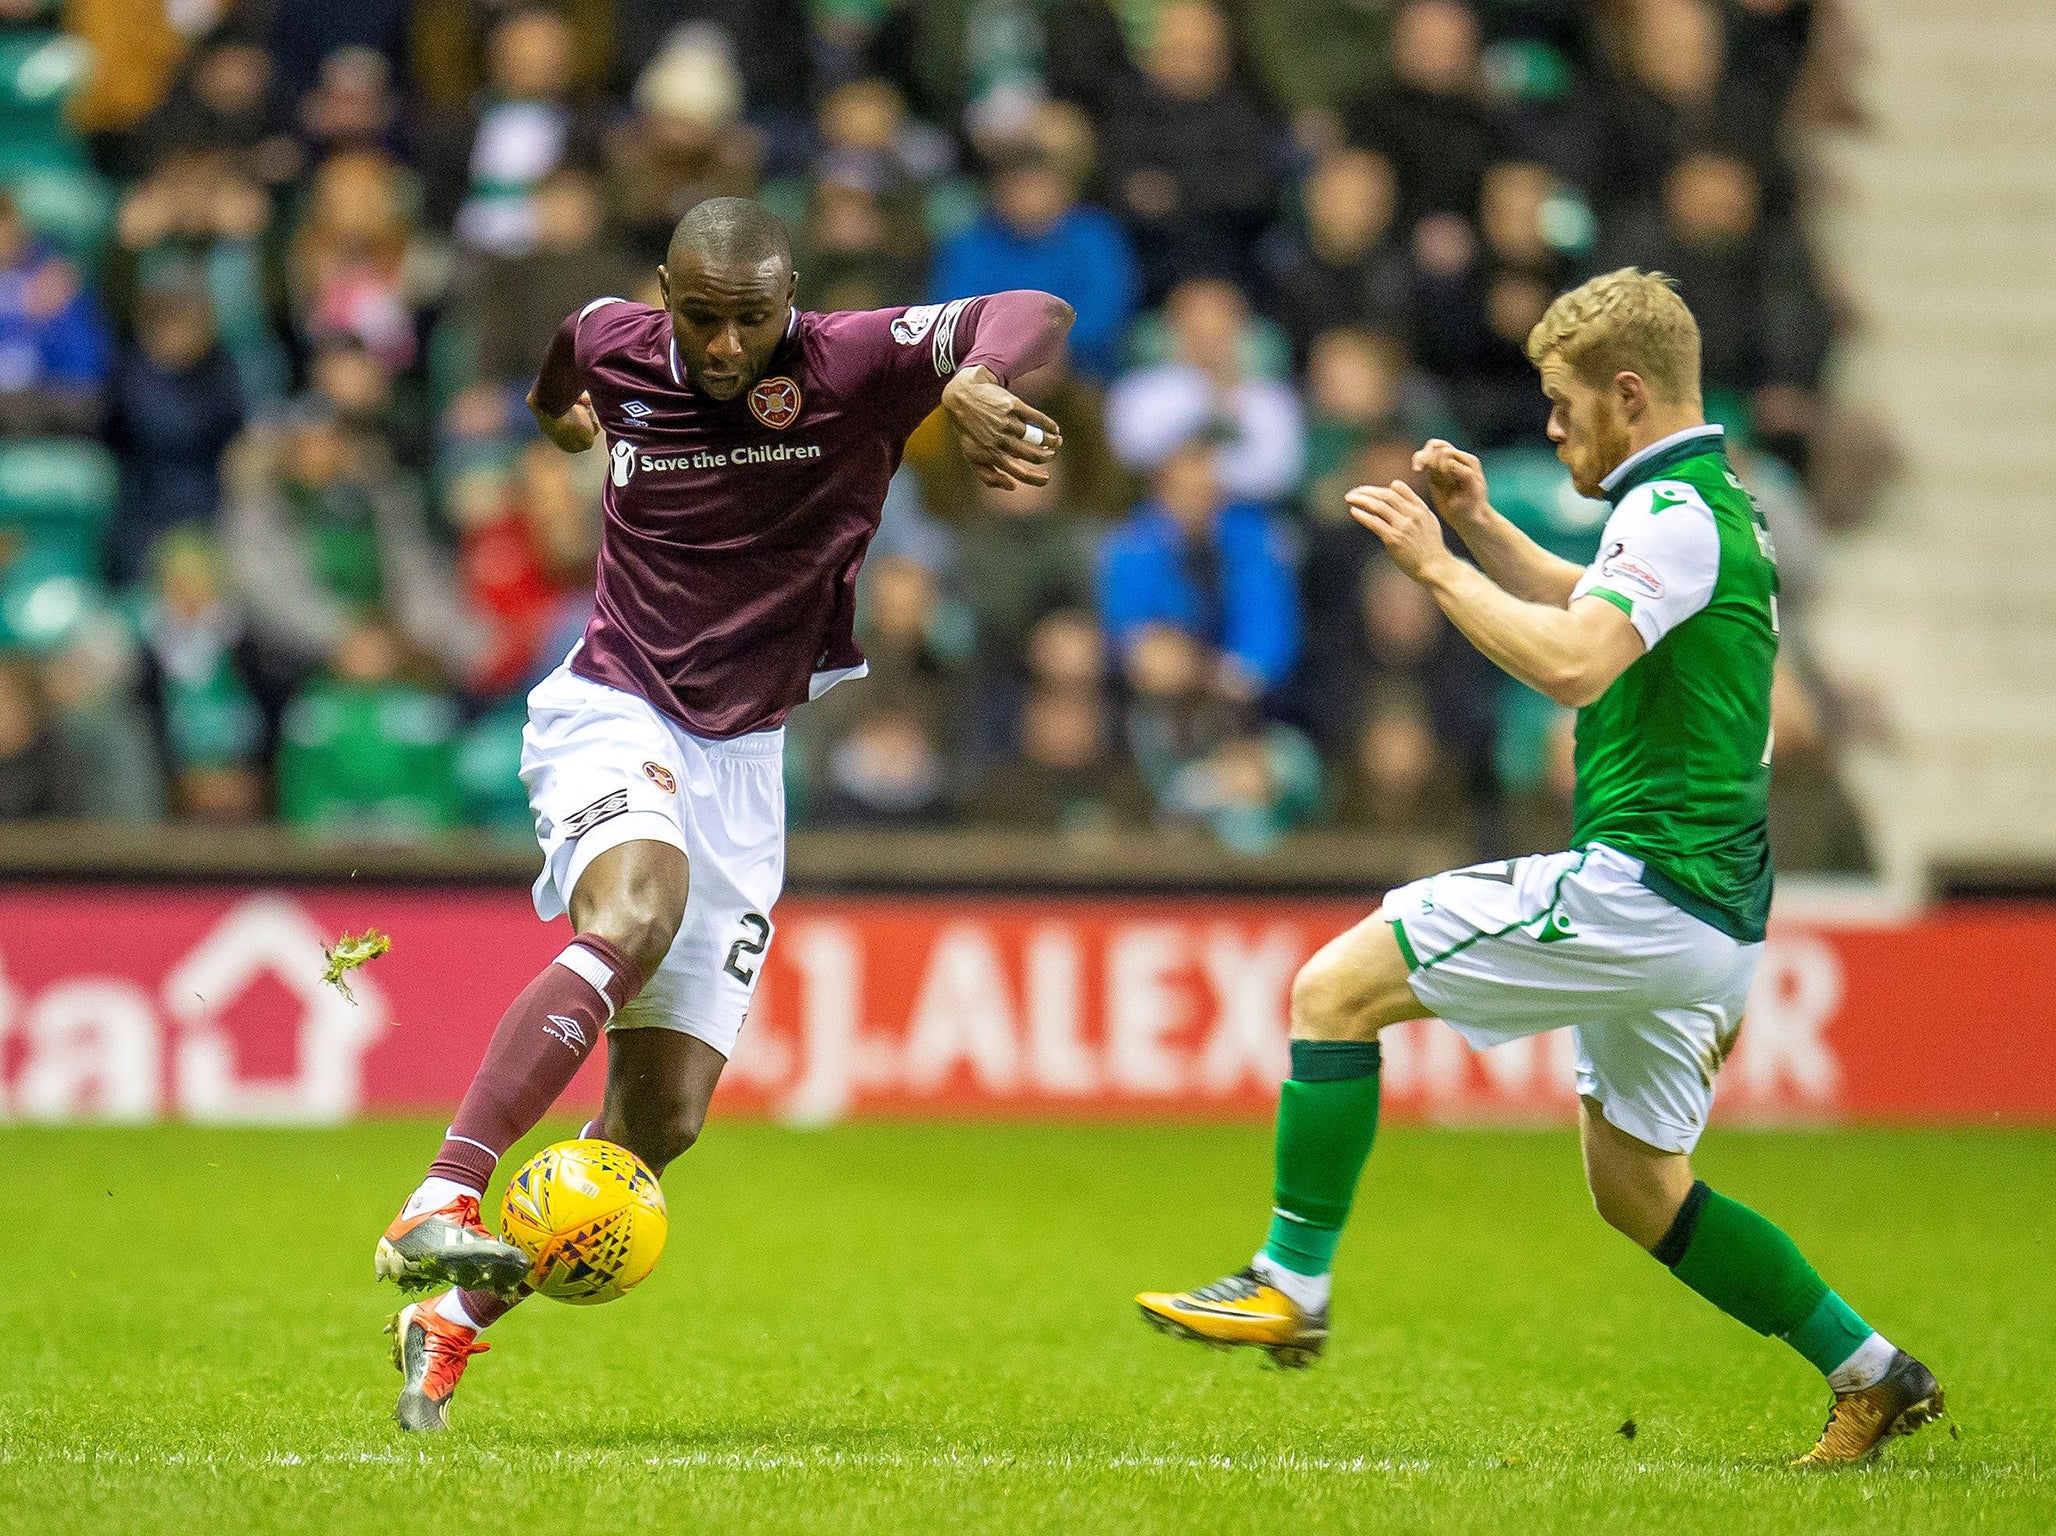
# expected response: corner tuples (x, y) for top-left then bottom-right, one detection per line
(0, 884), (2050, 1125)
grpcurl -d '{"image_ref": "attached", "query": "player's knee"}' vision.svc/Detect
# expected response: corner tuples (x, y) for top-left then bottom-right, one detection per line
(571, 843), (689, 981)
(1290, 924), (1413, 1042)
(1290, 948), (1374, 1041)
(1584, 1159), (1684, 1251)
(1587, 1173), (1638, 1239)
(1288, 956), (1340, 1038)
(587, 886), (685, 982)
(605, 1098), (702, 1176)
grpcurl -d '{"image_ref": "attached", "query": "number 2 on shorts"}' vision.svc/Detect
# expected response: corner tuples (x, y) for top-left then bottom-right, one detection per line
(723, 913), (771, 984)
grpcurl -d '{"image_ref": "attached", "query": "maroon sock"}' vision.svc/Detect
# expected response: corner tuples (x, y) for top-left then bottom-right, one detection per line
(455, 1285), (521, 1329)
(426, 935), (645, 1192)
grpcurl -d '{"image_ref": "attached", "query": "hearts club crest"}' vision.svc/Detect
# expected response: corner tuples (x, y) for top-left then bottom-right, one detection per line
(748, 376), (802, 429)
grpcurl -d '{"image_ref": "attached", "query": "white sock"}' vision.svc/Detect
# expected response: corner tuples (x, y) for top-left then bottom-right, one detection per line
(403, 1177), (482, 1219)
(1826, 1331), (1896, 1393)
(433, 1290), (484, 1332)
(1251, 1252), (1331, 1315)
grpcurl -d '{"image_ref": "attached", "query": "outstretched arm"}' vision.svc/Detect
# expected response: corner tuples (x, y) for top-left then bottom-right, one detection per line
(1348, 478), (1645, 708)
(1413, 440), (1587, 607)
(941, 289), (1076, 490)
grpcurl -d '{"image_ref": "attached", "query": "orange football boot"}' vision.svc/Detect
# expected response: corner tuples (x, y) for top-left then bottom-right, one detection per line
(375, 1193), (530, 1295)
(387, 1299), (490, 1432)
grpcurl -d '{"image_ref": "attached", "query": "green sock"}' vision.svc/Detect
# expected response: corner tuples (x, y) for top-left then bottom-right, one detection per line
(1654, 1181), (1875, 1376)
(1261, 1040), (1381, 1277)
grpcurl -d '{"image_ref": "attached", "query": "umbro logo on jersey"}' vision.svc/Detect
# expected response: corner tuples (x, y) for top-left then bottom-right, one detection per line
(542, 1014), (587, 1051)
(622, 400), (651, 418)
(563, 788), (629, 836)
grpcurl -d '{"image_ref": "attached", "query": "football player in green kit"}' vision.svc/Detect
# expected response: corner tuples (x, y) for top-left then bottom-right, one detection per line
(1138, 269), (1943, 1467)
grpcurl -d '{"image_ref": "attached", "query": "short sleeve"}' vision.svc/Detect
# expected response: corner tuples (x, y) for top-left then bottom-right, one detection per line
(571, 296), (629, 368)
(532, 296), (632, 414)
(1571, 480), (1721, 648)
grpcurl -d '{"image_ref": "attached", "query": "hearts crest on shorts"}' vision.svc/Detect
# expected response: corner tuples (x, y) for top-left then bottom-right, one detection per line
(748, 376), (801, 429)
(642, 760), (676, 794)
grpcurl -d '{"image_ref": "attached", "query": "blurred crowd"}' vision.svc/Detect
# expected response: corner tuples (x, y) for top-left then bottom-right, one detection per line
(0, 0), (1870, 863)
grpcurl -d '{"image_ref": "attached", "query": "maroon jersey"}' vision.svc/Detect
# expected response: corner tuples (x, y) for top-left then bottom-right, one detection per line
(534, 294), (1056, 738)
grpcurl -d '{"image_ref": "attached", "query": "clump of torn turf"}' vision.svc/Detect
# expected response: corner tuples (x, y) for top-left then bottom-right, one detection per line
(319, 929), (391, 1002)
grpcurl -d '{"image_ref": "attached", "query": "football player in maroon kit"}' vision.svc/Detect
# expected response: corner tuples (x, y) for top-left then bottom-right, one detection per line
(378, 197), (1074, 1430)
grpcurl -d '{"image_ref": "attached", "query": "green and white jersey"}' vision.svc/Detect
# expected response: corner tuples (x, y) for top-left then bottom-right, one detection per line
(1567, 424), (1778, 942)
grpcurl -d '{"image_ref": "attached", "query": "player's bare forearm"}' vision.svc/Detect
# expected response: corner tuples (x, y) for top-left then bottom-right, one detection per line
(527, 383), (599, 453)
(1348, 477), (1644, 707)
(1446, 504), (1586, 606)
(529, 307), (598, 452)
(1415, 556), (1633, 706)
(1413, 438), (1583, 605)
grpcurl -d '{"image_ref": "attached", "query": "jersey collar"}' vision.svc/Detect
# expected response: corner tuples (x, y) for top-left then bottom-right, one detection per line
(769, 305), (802, 369)
(1599, 423), (1725, 505)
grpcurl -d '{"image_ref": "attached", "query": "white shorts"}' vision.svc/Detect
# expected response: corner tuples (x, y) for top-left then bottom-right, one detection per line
(1378, 844), (1761, 1153)
(521, 662), (786, 1059)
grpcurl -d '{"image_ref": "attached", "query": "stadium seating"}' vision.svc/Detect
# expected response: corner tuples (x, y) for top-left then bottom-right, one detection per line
(0, 0), (1958, 882)
(5, 163), (112, 259)
(0, 30), (91, 172)
(0, 437), (116, 580)
(1809, 3), (2056, 888)
(0, 24), (109, 259)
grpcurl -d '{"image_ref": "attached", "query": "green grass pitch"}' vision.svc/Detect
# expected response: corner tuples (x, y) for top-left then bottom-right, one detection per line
(3, 1119), (2051, 1535)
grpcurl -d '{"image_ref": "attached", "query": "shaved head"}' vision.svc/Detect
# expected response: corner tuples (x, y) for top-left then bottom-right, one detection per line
(658, 197), (798, 401)
(666, 196), (792, 273)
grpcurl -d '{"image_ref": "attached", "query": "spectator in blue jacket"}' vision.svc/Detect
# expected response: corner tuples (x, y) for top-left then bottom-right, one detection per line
(930, 146), (1139, 383)
(1097, 439), (1300, 701)
(0, 191), (112, 437)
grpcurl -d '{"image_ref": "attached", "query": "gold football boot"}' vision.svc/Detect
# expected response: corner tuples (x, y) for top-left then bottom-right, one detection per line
(1793, 1350), (1945, 1467)
(1137, 1267), (1326, 1368)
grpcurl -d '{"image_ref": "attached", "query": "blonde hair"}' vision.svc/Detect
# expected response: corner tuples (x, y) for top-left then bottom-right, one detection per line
(1525, 267), (1701, 405)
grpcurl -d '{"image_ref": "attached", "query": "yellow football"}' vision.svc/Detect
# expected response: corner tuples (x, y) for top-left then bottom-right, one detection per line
(498, 1139), (668, 1305)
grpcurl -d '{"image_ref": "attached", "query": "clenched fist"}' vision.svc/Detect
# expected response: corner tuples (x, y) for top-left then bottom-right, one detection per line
(1414, 438), (1490, 525)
